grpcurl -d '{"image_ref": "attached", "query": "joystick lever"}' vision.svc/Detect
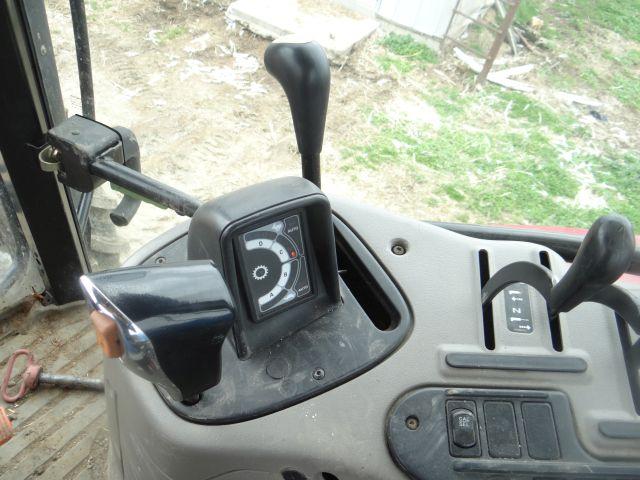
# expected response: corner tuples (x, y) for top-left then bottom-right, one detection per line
(80, 261), (235, 403)
(551, 214), (635, 313)
(481, 214), (640, 333)
(264, 37), (330, 187)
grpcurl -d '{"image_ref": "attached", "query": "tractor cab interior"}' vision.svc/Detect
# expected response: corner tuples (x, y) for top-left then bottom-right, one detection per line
(0, 1), (639, 479)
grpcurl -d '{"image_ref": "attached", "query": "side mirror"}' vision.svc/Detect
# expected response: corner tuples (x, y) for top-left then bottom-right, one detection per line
(80, 261), (235, 403)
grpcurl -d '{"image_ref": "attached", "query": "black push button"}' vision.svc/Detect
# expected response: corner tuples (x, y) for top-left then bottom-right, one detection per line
(451, 409), (477, 448)
(484, 401), (521, 458)
(446, 400), (481, 457)
(522, 402), (560, 460)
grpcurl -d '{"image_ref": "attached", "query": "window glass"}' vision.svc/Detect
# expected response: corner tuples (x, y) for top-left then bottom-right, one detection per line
(47, 0), (640, 270)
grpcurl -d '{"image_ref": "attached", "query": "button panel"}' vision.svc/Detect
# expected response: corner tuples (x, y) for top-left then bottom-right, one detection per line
(444, 393), (560, 461)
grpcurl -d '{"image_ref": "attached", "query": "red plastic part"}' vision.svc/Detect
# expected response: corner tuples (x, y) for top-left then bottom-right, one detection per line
(0, 407), (12, 446)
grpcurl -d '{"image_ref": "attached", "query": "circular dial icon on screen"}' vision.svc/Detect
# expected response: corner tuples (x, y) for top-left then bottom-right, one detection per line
(241, 214), (311, 318)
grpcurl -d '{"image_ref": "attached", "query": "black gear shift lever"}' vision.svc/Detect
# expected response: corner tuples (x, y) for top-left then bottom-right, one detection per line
(264, 37), (330, 187)
(481, 214), (640, 333)
(551, 214), (635, 313)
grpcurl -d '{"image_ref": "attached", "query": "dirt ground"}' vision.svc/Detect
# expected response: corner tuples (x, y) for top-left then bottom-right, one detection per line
(44, 0), (639, 268)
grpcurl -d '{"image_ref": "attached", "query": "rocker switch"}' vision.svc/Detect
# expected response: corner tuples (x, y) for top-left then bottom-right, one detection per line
(447, 400), (481, 457)
(451, 409), (477, 448)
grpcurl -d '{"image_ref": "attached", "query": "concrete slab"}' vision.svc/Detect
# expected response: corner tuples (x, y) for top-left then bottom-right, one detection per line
(226, 0), (378, 63)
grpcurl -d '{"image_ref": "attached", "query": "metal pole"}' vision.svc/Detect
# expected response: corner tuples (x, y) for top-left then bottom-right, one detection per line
(90, 158), (202, 217)
(301, 153), (321, 188)
(477, 0), (521, 84)
(69, 0), (95, 119)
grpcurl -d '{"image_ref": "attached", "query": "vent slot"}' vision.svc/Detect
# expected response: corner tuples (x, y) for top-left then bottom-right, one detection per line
(617, 317), (640, 414)
(335, 229), (399, 331)
(540, 251), (563, 351)
(479, 249), (495, 350)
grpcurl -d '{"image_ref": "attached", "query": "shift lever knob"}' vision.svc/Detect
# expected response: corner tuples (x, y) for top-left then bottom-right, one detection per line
(80, 261), (235, 403)
(264, 37), (330, 187)
(551, 214), (635, 313)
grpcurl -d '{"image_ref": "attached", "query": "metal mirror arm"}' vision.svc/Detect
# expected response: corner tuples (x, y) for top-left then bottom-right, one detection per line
(39, 115), (201, 220)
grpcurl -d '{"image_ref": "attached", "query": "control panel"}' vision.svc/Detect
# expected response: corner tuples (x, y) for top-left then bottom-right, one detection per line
(237, 213), (312, 321)
(187, 176), (341, 357)
(387, 387), (640, 480)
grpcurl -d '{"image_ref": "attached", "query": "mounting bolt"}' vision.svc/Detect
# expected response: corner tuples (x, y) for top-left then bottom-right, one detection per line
(391, 244), (406, 256)
(312, 367), (325, 380)
(405, 416), (419, 430)
(155, 256), (166, 264)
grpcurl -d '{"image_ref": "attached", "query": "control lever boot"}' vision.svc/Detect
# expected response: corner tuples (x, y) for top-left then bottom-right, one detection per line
(264, 37), (330, 187)
(80, 261), (235, 402)
(551, 214), (635, 314)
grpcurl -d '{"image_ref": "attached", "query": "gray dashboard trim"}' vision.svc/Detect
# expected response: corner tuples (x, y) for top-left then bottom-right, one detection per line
(446, 352), (588, 372)
(599, 421), (640, 439)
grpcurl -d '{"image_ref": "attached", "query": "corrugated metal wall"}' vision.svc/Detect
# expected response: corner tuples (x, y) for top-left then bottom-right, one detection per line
(337, 0), (495, 39)
(377, 0), (459, 38)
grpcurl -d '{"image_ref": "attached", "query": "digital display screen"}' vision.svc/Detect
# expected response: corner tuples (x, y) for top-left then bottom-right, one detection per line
(239, 214), (312, 319)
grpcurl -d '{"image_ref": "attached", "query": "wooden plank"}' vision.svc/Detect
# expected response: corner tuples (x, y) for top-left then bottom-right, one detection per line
(0, 393), (92, 462)
(72, 470), (94, 480)
(39, 423), (102, 480)
(0, 318), (88, 367)
(46, 328), (100, 373)
(454, 48), (535, 91)
(6, 400), (105, 480)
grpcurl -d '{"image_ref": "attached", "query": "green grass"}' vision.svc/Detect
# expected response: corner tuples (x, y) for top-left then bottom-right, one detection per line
(515, 0), (543, 25)
(159, 25), (187, 43)
(492, 90), (573, 133)
(589, 151), (640, 226)
(556, 0), (640, 42)
(345, 80), (640, 227)
(346, 113), (598, 225)
(358, 1), (640, 226)
(611, 73), (640, 110)
(376, 54), (413, 74)
(529, 2), (640, 112)
(377, 33), (438, 73)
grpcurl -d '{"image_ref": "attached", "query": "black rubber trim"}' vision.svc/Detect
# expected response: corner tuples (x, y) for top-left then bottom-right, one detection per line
(430, 221), (640, 276)
(599, 421), (640, 439)
(453, 460), (640, 477)
(445, 353), (587, 373)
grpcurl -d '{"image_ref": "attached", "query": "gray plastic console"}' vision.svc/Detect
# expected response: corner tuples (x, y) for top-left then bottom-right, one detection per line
(103, 198), (640, 480)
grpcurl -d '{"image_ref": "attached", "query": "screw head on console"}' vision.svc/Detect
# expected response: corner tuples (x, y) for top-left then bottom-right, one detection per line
(392, 244), (406, 255)
(405, 416), (420, 430)
(312, 367), (325, 380)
